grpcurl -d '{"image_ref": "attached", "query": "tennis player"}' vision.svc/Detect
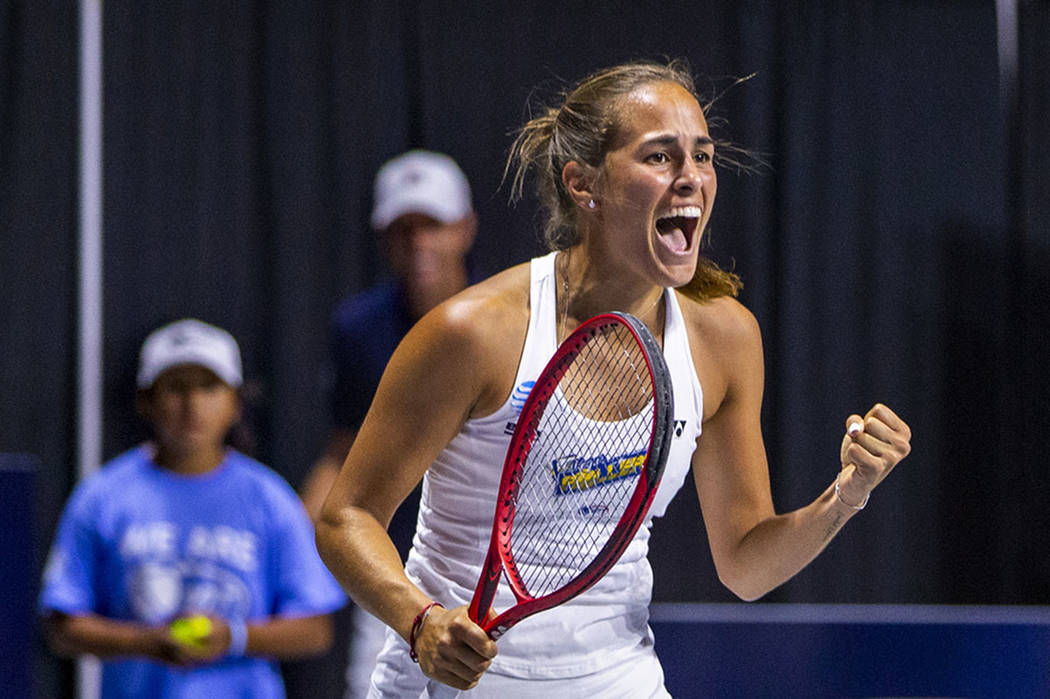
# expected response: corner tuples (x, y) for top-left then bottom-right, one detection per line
(315, 59), (912, 698)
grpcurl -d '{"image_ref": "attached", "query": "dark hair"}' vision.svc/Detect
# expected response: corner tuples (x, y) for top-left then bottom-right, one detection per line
(506, 58), (742, 301)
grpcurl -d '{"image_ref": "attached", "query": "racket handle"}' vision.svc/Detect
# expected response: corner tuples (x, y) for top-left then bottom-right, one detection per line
(425, 678), (459, 698)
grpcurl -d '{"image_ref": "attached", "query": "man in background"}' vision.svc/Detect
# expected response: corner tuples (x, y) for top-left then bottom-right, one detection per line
(300, 150), (476, 698)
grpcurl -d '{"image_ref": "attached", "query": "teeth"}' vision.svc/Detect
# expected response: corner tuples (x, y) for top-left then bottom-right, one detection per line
(658, 206), (703, 220)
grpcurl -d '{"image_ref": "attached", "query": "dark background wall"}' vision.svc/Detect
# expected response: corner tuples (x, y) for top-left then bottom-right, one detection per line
(3, 2), (1048, 698)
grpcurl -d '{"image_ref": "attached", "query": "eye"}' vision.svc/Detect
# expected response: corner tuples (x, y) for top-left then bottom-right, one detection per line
(646, 152), (670, 164)
(694, 150), (712, 165)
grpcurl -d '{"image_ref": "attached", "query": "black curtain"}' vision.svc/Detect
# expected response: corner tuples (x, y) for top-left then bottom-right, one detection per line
(4, 2), (1049, 698)
(1013, 0), (1050, 603)
(1, 4), (80, 699)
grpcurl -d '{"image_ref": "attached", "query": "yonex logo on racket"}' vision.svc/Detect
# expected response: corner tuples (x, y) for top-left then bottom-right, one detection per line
(551, 449), (646, 495)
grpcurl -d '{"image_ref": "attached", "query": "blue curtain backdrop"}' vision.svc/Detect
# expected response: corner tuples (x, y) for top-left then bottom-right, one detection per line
(3, 2), (1048, 697)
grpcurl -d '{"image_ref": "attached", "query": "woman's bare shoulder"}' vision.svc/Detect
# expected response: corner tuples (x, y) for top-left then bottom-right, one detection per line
(439, 261), (532, 337)
(674, 291), (761, 350)
(400, 261), (531, 415)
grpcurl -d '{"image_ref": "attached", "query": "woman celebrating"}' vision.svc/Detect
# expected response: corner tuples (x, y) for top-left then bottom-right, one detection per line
(316, 60), (911, 698)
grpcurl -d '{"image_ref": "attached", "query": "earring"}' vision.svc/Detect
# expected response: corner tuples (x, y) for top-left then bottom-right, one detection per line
(587, 199), (596, 209)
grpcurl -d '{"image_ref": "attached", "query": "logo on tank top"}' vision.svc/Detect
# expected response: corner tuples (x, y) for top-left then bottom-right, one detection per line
(551, 450), (646, 495)
(510, 380), (535, 414)
(504, 380), (536, 434)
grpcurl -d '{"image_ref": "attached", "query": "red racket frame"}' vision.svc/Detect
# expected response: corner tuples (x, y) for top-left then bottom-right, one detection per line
(468, 311), (674, 639)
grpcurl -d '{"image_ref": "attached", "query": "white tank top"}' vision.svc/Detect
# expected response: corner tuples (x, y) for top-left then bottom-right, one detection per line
(404, 251), (703, 679)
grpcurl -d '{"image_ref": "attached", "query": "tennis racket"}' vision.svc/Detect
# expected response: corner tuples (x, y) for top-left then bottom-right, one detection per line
(426, 311), (674, 697)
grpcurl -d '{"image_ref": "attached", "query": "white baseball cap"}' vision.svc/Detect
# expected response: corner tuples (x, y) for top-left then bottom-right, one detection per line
(370, 150), (472, 230)
(137, 318), (243, 389)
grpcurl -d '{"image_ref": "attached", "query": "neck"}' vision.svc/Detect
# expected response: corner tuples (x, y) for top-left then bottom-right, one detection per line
(557, 250), (666, 342)
(152, 443), (227, 476)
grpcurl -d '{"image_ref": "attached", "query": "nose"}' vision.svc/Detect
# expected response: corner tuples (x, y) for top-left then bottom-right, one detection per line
(178, 384), (214, 410)
(673, 160), (701, 194)
(181, 387), (204, 413)
(398, 225), (440, 253)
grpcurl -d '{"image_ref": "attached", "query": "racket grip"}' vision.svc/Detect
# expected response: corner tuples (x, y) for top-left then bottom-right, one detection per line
(425, 678), (459, 698)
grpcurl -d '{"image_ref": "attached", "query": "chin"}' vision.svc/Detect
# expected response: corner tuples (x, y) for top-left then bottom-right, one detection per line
(655, 255), (699, 288)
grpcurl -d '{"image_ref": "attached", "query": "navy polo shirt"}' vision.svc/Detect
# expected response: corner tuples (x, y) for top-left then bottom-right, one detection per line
(328, 279), (418, 559)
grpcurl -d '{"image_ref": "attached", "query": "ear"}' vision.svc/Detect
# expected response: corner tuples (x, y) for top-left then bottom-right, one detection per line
(561, 161), (596, 211)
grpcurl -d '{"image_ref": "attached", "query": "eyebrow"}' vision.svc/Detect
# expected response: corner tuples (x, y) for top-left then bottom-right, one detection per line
(644, 134), (715, 148)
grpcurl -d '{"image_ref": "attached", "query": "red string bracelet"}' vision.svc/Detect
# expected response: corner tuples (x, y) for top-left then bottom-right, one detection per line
(409, 601), (443, 663)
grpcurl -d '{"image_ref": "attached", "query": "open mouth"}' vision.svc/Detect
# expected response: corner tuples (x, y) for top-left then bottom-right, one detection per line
(655, 206), (702, 254)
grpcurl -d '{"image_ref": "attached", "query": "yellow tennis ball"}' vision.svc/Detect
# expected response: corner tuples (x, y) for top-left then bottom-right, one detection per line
(170, 615), (212, 648)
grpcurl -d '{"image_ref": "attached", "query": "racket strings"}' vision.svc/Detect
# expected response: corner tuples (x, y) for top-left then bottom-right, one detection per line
(510, 324), (656, 597)
(561, 328), (652, 420)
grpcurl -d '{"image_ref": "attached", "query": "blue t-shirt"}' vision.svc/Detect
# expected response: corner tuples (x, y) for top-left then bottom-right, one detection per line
(39, 446), (346, 699)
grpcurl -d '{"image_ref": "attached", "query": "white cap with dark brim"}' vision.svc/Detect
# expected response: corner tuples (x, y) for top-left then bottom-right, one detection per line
(137, 318), (243, 389)
(370, 150), (472, 230)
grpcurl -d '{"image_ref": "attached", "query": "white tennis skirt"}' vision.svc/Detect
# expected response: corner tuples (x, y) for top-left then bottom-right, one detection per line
(367, 624), (670, 699)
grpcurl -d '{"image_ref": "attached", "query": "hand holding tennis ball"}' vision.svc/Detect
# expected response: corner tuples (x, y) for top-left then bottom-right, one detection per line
(169, 615), (214, 654)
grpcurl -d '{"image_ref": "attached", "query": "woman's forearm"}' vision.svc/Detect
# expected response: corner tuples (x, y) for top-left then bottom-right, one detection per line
(316, 505), (431, 643)
(715, 480), (861, 601)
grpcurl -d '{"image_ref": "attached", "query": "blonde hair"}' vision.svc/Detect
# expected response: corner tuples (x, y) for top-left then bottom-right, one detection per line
(506, 59), (742, 301)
